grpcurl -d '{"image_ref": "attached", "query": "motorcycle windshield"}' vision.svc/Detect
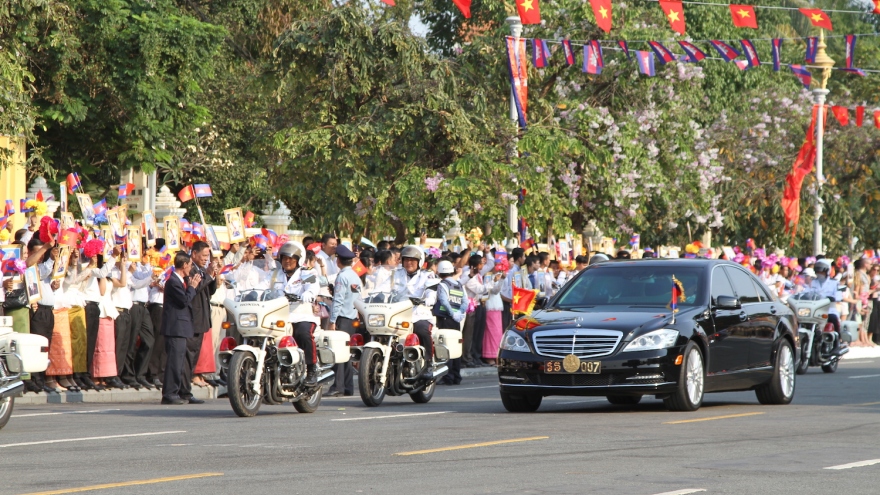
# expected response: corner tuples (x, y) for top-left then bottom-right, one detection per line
(790, 291), (825, 302)
(237, 289), (286, 302)
(363, 292), (409, 304)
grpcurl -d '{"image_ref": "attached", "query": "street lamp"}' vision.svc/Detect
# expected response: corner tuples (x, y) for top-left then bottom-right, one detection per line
(812, 29), (834, 256)
(505, 16), (523, 239)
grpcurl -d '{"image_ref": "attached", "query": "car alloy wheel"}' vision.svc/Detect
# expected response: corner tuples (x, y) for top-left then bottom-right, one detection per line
(685, 347), (704, 405)
(779, 344), (795, 398)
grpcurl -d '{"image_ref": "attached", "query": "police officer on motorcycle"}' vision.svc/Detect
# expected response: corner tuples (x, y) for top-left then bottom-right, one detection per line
(393, 246), (438, 381)
(810, 259), (844, 353)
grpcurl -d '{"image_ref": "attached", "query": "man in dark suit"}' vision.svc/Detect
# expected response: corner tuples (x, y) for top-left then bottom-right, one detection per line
(161, 252), (202, 405)
(184, 241), (218, 393)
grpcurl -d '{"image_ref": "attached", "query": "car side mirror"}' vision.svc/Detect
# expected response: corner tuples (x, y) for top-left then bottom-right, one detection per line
(715, 295), (741, 310)
(534, 297), (547, 310)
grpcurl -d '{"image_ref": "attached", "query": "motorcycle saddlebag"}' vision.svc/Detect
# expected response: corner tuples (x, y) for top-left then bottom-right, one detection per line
(318, 330), (351, 364)
(5, 333), (49, 373)
(433, 329), (462, 360)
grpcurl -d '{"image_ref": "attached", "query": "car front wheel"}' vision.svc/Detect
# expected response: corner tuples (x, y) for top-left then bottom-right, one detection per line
(755, 340), (795, 405)
(664, 342), (704, 412)
(500, 390), (542, 412)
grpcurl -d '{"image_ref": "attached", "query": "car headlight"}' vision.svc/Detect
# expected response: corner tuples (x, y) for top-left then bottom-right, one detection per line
(368, 314), (385, 327)
(797, 308), (811, 317)
(238, 314), (258, 328)
(500, 330), (530, 352)
(623, 329), (679, 352)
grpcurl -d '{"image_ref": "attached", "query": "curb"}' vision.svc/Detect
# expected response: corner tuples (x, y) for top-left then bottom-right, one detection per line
(14, 367), (497, 406)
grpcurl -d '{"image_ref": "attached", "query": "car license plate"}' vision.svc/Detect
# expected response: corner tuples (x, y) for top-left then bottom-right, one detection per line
(544, 360), (601, 374)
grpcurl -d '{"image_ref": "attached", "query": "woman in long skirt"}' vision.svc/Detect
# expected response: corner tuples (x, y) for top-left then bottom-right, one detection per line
(482, 270), (505, 365)
(46, 308), (76, 389)
(91, 279), (118, 383)
(194, 328), (216, 380)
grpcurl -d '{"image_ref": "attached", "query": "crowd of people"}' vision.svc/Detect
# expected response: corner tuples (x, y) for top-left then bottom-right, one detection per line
(5, 205), (878, 401)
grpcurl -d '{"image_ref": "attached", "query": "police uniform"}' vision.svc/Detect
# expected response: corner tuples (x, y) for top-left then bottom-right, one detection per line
(434, 276), (469, 384)
(284, 267), (320, 366)
(392, 267), (438, 362)
(328, 245), (361, 395)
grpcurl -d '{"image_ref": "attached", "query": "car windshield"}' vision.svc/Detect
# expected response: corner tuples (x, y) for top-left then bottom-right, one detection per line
(554, 264), (704, 308)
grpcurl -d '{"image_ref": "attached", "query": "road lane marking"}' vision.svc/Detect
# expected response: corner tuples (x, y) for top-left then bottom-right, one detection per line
(445, 385), (499, 391)
(395, 436), (549, 456)
(13, 409), (121, 418)
(0, 431), (185, 448)
(650, 490), (707, 495)
(15, 472), (223, 495)
(824, 459), (880, 470)
(851, 401), (880, 406)
(663, 412), (764, 424)
(332, 411), (451, 422)
(848, 374), (880, 379)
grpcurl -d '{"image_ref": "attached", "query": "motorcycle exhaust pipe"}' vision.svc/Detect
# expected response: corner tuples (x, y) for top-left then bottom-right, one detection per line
(0, 380), (24, 400)
(432, 364), (449, 381)
(315, 370), (335, 386)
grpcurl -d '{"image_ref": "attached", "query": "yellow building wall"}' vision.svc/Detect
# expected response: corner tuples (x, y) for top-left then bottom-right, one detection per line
(0, 136), (27, 232)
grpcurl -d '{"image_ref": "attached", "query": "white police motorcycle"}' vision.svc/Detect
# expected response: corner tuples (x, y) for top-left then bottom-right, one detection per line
(0, 316), (49, 430)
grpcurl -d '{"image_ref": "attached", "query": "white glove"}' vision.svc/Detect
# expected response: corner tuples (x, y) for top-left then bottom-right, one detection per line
(301, 293), (315, 304)
(452, 312), (464, 323)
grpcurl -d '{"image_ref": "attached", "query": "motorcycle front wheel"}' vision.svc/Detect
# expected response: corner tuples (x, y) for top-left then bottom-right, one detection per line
(0, 396), (13, 430)
(359, 347), (386, 407)
(796, 338), (810, 375)
(228, 352), (262, 417)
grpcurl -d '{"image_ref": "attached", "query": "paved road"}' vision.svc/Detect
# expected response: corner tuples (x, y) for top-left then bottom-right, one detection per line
(3, 358), (880, 495)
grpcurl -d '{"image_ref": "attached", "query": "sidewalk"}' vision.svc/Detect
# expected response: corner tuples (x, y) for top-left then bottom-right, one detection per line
(15, 367), (499, 405)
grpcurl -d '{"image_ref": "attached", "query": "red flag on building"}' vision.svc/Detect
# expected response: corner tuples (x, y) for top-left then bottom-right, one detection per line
(831, 106), (849, 126)
(589, 0), (613, 33)
(729, 5), (757, 29)
(511, 286), (539, 315)
(178, 185), (195, 203)
(799, 8), (833, 30)
(659, 1), (686, 35)
(452, 0), (471, 18)
(516, 0), (541, 25)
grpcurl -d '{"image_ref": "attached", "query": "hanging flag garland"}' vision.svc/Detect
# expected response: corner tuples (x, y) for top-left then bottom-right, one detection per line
(771, 38), (783, 72)
(659, 1), (687, 35)
(739, 39), (760, 68)
(789, 64), (812, 89)
(637, 51), (656, 76)
(678, 41), (706, 62)
(532, 39), (549, 68)
(589, 0), (613, 33)
(799, 8), (834, 31)
(844, 35), (856, 69)
(516, 0), (542, 25)
(729, 5), (758, 29)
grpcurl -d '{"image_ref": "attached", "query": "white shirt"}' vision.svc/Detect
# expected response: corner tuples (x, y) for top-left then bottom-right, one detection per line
(809, 276), (842, 316)
(79, 258), (115, 303)
(130, 263), (154, 303)
(501, 265), (528, 300)
(317, 250), (339, 277)
(393, 269), (437, 323)
(37, 259), (58, 308)
(109, 265), (133, 309)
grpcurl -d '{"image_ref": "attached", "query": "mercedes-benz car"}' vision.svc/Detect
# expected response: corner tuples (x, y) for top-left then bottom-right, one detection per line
(498, 259), (798, 412)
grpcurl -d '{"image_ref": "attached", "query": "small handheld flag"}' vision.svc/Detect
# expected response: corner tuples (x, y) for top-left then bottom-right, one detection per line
(194, 184), (213, 198)
(220, 264), (234, 275)
(178, 185), (195, 203)
(66, 173), (82, 194)
(5, 200), (15, 217)
(118, 183), (135, 200)
(93, 199), (107, 215)
(243, 211), (255, 228)
(20, 199), (33, 214)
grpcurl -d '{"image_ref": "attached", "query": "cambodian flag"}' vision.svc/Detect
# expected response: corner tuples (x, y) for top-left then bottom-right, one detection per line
(92, 199), (107, 215)
(5, 200), (14, 217)
(118, 183), (135, 199)
(66, 173), (82, 194)
(740, 39), (760, 68)
(583, 44), (602, 75)
(636, 50), (655, 76)
(19, 199), (32, 214)
(163, 267), (173, 282)
(708, 40), (740, 62)
(805, 37), (818, 63)
(647, 41), (675, 64)
(618, 41), (630, 59)
(561, 40), (576, 66)
(192, 222), (204, 238)
(261, 228), (278, 249)
(840, 68), (866, 77)
(532, 39), (549, 68)
(629, 234), (640, 247)
(159, 244), (168, 254)
(220, 264), (234, 275)
(771, 39), (783, 72)
(677, 41), (706, 62)
(789, 64), (812, 89)
(253, 234), (269, 251)
(844, 35), (856, 69)
(194, 184), (213, 198)
(180, 219), (192, 233)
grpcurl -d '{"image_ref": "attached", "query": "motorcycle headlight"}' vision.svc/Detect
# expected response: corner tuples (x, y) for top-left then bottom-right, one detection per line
(368, 314), (385, 327)
(500, 330), (530, 353)
(238, 314), (258, 328)
(623, 329), (679, 352)
(797, 308), (811, 317)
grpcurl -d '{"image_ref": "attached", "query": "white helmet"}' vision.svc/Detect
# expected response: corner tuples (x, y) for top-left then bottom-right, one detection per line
(802, 267), (816, 278)
(814, 259), (831, 274)
(588, 253), (610, 265)
(278, 241), (305, 260)
(401, 245), (425, 266)
(437, 260), (455, 275)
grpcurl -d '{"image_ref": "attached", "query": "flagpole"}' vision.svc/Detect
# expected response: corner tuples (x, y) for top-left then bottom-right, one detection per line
(812, 29), (835, 256)
(506, 16), (523, 244)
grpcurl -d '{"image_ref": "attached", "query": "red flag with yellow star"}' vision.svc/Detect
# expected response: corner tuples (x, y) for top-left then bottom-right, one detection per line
(59, 229), (81, 247)
(511, 286), (539, 315)
(516, 0), (541, 25)
(729, 4), (757, 29)
(799, 8), (833, 30)
(589, 0), (612, 33)
(873, 0), (880, 15)
(660, 1), (686, 35)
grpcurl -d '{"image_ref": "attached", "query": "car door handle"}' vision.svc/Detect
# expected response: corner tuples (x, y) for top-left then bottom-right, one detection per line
(738, 311), (748, 321)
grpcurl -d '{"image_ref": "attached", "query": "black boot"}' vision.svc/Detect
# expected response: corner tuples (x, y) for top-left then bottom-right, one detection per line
(420, 361), (434, 381)
(304, 365), (318, 387)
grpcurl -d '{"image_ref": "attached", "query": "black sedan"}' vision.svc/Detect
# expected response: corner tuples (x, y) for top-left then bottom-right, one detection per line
(498, 258), (798, 412)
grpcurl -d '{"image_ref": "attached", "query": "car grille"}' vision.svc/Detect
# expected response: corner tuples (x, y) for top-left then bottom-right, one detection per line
(532, 329), (623, 359)
(529, 373), (666, 387)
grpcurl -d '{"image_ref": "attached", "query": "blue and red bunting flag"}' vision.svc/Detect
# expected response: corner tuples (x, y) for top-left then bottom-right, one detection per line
(118, 183), (135, 199)
(532, 39), (549, 68)
(840, 68), (866, 77)
(583, 42), (603, 75)
(505, 36), (529, 130)
(637, 50), (656, 76)
(708, 40), (740, 62)
(494, 250), (507, 266)
(220, 264), (234, 275)
(5, 200), (14, 217)
(647, 41), (675, 64)
(618, 41), (630, 59)
(735, 59), (751, 71)
(193, 184), (212, 198)
(805, 37), (818, 64)
(740, 40), (760, 68)
(844, 35), (856, 69)
(561, 40), (576, 66)
(678, 41), (706, 62)
(92, 199), (107, 215)
(771, 39), (783, 72)
(66, 173), (82, 194)
(789, 64), (812, 89)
